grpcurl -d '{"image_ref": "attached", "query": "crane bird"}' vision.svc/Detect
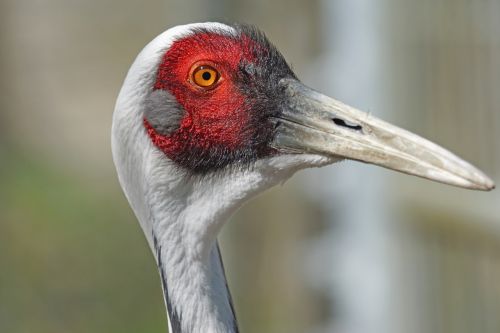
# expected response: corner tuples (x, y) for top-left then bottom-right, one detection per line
(111, 22), (494, 333)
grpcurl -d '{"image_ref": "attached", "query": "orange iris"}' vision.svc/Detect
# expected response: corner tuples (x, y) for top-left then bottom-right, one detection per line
(192, 65), (219, 88)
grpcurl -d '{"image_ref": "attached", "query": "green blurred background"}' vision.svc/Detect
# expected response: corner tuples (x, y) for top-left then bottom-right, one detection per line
(1, 1), (499, 333)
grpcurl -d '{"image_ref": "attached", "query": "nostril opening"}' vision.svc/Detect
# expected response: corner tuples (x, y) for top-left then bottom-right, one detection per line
(332, 117), (363, 131)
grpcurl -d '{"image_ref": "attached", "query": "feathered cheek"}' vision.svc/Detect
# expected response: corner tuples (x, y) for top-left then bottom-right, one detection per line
(143, 90), (186, 136)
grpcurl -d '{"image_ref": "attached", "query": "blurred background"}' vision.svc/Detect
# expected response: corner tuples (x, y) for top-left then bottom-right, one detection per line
(1, 0), (499, 332)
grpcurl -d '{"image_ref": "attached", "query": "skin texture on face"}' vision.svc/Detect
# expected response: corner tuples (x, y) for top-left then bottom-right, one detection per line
(144, 25), (296, 173)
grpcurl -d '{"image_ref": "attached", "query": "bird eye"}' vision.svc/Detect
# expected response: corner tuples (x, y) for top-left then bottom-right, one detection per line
(191, 65), (220, 88)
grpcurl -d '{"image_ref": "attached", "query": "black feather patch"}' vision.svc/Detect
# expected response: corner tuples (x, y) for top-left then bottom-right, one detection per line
(216, 242), (240, 333)
(153, 234), (182, 333)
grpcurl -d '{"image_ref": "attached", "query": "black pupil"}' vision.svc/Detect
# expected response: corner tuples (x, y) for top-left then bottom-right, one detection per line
(202, 71), (212, 81)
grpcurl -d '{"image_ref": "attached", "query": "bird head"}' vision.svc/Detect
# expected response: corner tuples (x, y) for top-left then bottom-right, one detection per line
(119, 22), (493, 191)
(143, 24), (295, 173)
(113, 22), (494, 229)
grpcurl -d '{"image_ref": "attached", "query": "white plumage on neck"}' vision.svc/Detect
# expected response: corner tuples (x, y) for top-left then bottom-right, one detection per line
(111, 22), (331, 333)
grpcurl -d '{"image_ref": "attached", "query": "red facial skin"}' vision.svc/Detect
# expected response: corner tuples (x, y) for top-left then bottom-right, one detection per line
(145, 32), (262, 169)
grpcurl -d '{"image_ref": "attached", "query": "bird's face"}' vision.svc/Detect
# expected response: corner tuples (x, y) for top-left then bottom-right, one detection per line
(144, 25), (294, 172)
(144, 24), (494, 190)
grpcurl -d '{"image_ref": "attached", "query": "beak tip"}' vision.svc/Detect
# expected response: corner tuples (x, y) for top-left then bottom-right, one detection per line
(475, 176), (495, 191)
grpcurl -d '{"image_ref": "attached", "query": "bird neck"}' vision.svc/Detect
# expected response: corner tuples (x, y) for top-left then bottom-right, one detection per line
(117, 154), (328, 333)
(145, 171), (255, 333)
(153, 232), (238, 333)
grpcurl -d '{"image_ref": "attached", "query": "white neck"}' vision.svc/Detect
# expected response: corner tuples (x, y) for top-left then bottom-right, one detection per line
(115, 145), (327, 333)
(144, 167), (274, 333)
(151, 195), (238, 333)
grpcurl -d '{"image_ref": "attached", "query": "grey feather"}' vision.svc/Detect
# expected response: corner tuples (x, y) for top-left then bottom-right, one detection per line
(144, 90), (185, 135)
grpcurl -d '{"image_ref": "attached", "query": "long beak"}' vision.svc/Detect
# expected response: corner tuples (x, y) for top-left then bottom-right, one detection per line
(271, 78), (495, 191)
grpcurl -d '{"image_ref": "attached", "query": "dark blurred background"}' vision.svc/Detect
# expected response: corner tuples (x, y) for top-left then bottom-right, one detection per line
(1, 1), (499, 332)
